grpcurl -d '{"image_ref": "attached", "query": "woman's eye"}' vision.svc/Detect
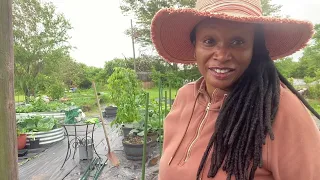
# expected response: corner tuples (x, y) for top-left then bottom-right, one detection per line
(203, 38), (216, 46)
(231, 39), (245, 46)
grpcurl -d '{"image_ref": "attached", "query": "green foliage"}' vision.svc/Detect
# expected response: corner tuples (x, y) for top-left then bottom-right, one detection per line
(287, 77), (294, 85)
(260, 0), (282, 17)
(85, 118), (99, 124)
(17, 116), (59, 132)
(16, 99), (68, 113)
(120, 0), (195, 46)
(48, 83), (65, 100)
(79, 79), (92, 89)
(308, 99), (320, 114)
(107, 67), (142, 125)
(304, 76), (317, 84)
(274, 57), (298, 79)
(295, 24), (320, 79)
(307, 84), (320, 99)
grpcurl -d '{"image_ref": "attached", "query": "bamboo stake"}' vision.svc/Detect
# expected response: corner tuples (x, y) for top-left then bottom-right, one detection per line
(141, 92), (149, 180)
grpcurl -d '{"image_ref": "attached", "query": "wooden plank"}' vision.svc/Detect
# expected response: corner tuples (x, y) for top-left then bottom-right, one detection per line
(0, 0), (18, 179)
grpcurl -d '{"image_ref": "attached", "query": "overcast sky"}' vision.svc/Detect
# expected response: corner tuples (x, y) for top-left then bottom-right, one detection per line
(48, 0), (320, 68)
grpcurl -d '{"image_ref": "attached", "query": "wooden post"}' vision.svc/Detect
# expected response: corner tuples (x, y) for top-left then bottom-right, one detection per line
(0, 0), (18, 179)
(130, 19), (136, 72)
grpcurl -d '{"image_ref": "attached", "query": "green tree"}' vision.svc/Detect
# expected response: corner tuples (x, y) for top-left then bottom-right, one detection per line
(274, 57), (298, 78)
(261, 0), (282, 17)
(120, 0), (195, 47)
(13, 0), (72, 102)
(295, 24), (320, 79)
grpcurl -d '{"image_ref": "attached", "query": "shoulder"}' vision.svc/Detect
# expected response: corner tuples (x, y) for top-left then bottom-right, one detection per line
(277, 84), (311, 119)
(273, 83), (318, 135)
(177, 81), (197, 96)
(172, 81), (198, 106)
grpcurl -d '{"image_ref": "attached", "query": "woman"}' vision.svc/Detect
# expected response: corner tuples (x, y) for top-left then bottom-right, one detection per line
(151, 0), (320, 180)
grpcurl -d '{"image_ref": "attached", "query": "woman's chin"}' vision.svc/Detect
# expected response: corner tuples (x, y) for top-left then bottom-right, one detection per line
(206, 77), (233, 91)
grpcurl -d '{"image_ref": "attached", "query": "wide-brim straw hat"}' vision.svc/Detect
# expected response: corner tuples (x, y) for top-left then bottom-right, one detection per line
(151, 0), (314, 64)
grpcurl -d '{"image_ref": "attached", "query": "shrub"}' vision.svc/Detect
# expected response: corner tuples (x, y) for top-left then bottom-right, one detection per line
(308, 84), (320, 99)
(48, 83), (65, 100)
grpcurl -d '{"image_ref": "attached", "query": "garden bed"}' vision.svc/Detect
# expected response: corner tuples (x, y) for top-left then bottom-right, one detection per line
(26, 127), (65, 146)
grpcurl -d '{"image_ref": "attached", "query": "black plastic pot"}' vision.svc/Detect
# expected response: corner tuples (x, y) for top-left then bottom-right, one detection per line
(28, 138), (40, 149)
(105, 106), (117, 117)
(122, 126), (133, 137)
(122, 137), (152, 161)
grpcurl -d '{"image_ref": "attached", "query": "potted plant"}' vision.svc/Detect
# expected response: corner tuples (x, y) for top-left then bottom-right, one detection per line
(107, 67), (142, 130)
(17, 128), (27, 150)
(28, 132), (40, 149)
(122, 133), (152, 161)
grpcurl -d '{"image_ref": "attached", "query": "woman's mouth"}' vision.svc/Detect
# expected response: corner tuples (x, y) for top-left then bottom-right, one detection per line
(209, 67), (235, 80)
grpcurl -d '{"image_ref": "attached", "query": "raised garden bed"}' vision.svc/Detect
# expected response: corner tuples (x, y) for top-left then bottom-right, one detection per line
(26, 127), (64, 146)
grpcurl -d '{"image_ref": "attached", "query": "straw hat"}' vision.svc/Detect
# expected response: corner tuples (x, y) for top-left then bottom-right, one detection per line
(151, 0), (314, 64)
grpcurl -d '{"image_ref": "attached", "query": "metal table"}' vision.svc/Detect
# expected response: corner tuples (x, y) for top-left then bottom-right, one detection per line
(60, 123), (100, 169)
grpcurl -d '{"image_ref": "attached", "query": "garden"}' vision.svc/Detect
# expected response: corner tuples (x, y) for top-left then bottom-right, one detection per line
(10, 0), (320, 179)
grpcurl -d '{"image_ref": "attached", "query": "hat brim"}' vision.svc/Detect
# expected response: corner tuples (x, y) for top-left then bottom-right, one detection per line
(151, 8), (314, 64)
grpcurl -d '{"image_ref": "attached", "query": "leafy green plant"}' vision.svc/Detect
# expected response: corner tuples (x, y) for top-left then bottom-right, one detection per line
(107, 67), (142, 126)
(16, 99), (69, 113)
(85, 118), (99, 124)
(17, 116), (60, 132)
(31, 98), (50, 112)
(17, 127), (27, 136)
(16, 105), (34, 113)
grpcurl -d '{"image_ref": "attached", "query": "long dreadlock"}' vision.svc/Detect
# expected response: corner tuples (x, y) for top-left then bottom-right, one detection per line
(191, 24), (320, 180)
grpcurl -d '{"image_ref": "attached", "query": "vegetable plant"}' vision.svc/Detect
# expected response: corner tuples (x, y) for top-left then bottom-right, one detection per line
(107, 67), (142, 126)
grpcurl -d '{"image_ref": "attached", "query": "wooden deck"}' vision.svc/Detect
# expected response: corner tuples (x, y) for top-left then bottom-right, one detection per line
(19, 116), (160, 180)
(19, 124), (107, 180)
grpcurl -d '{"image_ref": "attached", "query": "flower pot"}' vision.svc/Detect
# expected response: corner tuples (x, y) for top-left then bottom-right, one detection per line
(17, 134), (27, 150)
(122, 136), (152, 161)
(28, 138), (40, 149)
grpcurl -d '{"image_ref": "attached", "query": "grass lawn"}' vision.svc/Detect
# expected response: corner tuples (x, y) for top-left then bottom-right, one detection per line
(145, 87), (178, 101)
(15, 95), (25, 102)
(308, 99), (320, 114)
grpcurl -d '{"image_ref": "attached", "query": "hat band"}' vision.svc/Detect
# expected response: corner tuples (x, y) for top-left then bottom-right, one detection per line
(197, 1), (262, 16)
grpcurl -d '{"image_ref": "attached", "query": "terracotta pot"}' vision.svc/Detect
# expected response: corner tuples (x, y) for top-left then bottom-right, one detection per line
(17, 134), (27, 150)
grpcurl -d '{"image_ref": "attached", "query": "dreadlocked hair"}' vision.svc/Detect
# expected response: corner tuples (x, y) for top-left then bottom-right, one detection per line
(194, 24), (320, 180)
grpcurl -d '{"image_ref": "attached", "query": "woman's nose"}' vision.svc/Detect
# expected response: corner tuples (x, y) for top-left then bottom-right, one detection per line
(212, 44), (232, 62)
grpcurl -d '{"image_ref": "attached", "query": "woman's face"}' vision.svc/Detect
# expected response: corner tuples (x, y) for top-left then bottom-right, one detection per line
(194, 19), (255, 92)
